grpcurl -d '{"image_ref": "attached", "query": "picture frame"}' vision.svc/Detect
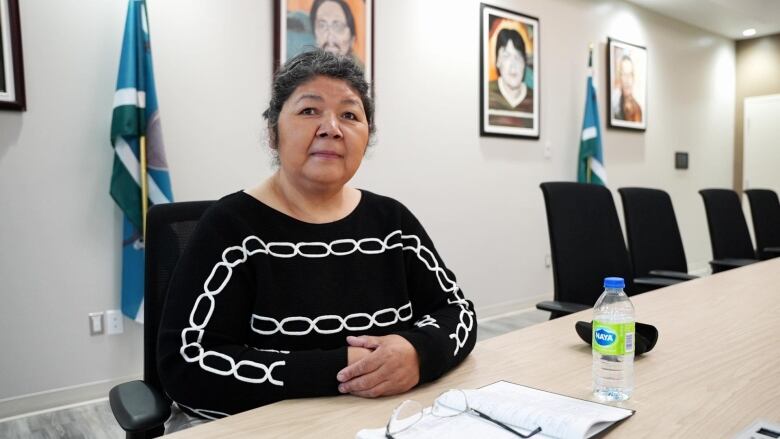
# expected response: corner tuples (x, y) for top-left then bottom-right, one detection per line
(273, 0), (373, 83)
(480, 3), (540, 139)
(607, 37), (647, 131)
(0, 0), (26, 111)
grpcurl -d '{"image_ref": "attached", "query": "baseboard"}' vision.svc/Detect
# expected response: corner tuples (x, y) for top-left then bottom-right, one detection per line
(0, 374), (141, 421)
(475, 294), (548, 321)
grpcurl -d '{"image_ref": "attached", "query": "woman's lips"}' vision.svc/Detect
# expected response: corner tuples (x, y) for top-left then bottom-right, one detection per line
(310, 151), (342, 159)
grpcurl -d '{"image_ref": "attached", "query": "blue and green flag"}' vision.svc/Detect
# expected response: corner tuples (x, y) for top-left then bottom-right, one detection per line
(577, 48), (607, 185)
(110, 0), (173, 323)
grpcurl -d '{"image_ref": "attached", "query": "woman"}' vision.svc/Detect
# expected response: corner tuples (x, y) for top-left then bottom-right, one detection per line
(157, 49), (477, 430)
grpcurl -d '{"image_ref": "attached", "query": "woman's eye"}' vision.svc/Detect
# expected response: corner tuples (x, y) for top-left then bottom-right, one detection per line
(299, 108), (317, 115)
(342, 112), (357, 120)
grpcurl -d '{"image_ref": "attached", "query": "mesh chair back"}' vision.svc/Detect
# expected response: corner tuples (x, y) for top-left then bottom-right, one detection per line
(144, 201), (214, 394)
(744, 189), (780, 259)
(698, 189), (755, 260)
(618, 187), (688, 277)
(540, 182), (633, 307)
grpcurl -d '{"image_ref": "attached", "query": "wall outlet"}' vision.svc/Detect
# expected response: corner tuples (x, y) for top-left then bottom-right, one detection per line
(89, 312), (104, 336)
(105, 309), (124, 335)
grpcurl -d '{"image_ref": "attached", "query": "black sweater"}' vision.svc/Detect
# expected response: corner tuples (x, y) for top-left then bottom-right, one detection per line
(157, 190), (478, 419)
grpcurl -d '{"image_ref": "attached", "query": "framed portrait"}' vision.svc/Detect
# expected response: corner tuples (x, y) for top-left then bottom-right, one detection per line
(607, 38), (647, 131)
(480, 3), (539, 139)
(274, 0), (373, 83)
(0, 0), (26, 111)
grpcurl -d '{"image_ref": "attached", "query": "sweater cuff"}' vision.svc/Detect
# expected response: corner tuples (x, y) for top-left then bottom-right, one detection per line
(280, 346), (348, 397)
(397, 330), (445, 384)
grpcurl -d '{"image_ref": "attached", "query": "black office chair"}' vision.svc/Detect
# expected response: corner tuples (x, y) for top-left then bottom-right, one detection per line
(698, 189), (759, 273)
(109, 201), (215, 439)
(618, 187), (698, 281)
(537, 182), (680, 319)
(744, 189), (780, 260)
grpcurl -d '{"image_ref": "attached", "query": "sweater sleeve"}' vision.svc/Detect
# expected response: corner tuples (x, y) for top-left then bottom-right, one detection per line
(156, 206), (347, 418)
(394, 207), (478, 384)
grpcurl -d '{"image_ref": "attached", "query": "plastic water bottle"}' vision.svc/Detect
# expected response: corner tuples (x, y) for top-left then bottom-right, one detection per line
(592, 277), (635, 401)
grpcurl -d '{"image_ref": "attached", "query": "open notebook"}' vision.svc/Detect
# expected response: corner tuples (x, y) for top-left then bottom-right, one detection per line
(355, 380), (634, 439)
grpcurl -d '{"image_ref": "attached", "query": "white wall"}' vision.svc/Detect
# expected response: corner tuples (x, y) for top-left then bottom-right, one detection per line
(0, 0), (734, 413)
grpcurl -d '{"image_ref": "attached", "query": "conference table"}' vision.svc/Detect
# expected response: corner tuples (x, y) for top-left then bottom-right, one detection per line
(169, 258), (780, 438)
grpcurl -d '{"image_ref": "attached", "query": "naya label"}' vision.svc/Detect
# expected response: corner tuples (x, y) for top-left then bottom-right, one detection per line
(592, 321), (635, 355)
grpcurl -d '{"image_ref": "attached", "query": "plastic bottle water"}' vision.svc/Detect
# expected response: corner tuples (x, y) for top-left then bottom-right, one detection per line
(592, 277), (635, 401)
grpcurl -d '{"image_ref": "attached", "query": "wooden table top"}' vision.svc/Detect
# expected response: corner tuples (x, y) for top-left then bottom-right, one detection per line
(168, 258), (780, 438)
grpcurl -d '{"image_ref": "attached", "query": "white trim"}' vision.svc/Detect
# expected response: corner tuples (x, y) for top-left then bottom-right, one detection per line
(0, 2), (16, 102)
(0, 397), (108, 424)
(113, 87), (147, 109)
(135, 298), (145, 324)
(115, 137), (171, 205)
(589, 156), (608, 183)
(582, 126), (597, 141)
(487, 109), (535, 118)
(0, 374), (140, 420)
(743, 93), (780, 105)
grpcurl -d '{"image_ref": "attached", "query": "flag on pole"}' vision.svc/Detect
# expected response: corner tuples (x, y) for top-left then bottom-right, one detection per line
(110, 0), (173, 323)
(577, 45), (607, 185)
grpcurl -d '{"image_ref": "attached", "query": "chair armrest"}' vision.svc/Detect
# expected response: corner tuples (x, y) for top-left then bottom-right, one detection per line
(710, 258), (759, 269)
(762, 247), (780, 256)
(536, 300), (590, 316)
(634, 276), (683, 287)
(648, 270), (699, 280)
(109, 380), (171, 434)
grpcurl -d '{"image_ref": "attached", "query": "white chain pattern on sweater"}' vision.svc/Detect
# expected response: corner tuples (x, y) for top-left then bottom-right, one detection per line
(251, 302), (413, 335)
(179, 230), (475, 386)
(414, 314), (440, 329)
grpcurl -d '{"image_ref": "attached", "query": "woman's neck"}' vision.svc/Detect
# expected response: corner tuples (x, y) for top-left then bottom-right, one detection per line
(248, 172), (360, 224)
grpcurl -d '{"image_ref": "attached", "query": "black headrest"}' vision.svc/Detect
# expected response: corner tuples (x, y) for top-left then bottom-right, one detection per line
(575, 320), (658, 355)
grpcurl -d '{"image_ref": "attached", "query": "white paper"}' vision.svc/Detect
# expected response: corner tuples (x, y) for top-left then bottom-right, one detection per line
(355, 381), (633, 439)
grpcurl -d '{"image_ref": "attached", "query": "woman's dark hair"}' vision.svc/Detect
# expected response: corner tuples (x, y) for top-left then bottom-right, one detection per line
(310, 0), (356, 39)
(495, 28), (526, 65)
(263, 49), (374, 150)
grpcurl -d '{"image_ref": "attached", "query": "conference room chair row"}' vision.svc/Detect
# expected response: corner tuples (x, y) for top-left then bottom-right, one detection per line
(536, 183), (780, 319)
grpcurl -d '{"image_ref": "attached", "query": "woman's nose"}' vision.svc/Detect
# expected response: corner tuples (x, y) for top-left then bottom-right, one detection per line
(317, 113), (343, 139)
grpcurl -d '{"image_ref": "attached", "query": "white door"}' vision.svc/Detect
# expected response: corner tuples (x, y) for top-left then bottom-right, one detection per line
(743, 94), (780, 241)
(744, 94), (780, 191)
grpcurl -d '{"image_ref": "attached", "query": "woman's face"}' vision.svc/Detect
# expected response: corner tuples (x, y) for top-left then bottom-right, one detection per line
(276, 75), (369, 190)
(496, 40), (526, 89)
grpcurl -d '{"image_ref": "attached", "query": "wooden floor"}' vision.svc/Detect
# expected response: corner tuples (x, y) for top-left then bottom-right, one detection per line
(0, 308), (549, 438)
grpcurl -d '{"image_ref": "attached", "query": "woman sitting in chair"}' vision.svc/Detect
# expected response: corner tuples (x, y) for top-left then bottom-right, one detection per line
(157, 49), (477, 432)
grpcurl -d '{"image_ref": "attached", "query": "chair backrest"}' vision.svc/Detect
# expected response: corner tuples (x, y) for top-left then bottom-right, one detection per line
(144, 201), (214, 393)
(618, 187), (688, 277)
(744, 189), (780, 259)
(698, 189), (755, 260)
(540, 182), (634, 307)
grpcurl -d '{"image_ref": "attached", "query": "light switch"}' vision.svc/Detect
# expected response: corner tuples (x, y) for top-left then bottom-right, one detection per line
(89, 312), (104, 336)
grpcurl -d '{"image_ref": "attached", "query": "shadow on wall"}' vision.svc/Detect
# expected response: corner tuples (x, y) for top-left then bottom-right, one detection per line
(0, 113), (24, 161)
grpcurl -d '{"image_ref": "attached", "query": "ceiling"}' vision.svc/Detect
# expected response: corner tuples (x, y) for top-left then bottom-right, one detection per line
(624, 0), (780, 40)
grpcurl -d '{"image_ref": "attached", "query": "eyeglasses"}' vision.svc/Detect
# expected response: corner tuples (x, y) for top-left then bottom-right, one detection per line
(315, 19), (349, 35)
(385, 389), (542, 438)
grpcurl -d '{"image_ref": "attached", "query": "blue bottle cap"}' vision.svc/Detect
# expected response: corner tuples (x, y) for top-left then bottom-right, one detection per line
(603, 277), (625, 288)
